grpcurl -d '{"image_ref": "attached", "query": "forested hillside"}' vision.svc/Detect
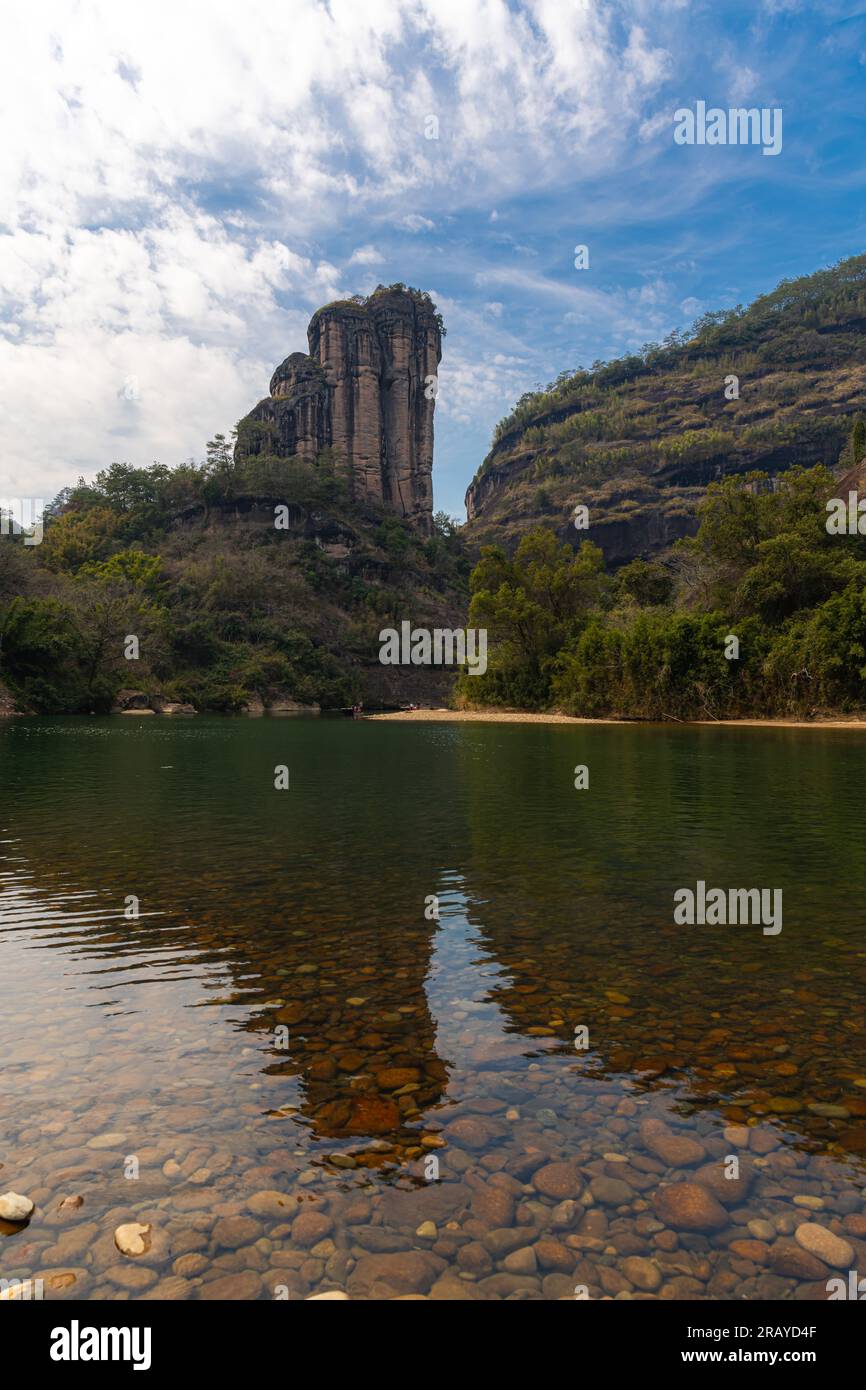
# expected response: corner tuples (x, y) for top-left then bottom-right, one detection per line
(0, 441), (467, 714)
(465, 253), (866, 567)
(458, 450), (866, 719)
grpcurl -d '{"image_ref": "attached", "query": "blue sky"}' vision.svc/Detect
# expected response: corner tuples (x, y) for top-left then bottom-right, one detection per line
(2, 0), (866, 517)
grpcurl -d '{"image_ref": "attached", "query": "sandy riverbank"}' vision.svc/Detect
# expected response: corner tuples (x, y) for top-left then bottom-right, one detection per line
(366, 708), (866, 729)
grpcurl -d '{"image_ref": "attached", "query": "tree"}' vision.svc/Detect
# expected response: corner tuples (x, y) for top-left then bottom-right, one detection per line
(851, 415), (866, 467)
(0, 596), (87, 710)
(459, 528), (608, 707)
(39, 507), (120, 573)
(71, 575), (167, 699)
(80, 550), (165, 595)
(203, 432), (239, 500)
(432, 511), (459, 538)
(615, 558), (674, 607)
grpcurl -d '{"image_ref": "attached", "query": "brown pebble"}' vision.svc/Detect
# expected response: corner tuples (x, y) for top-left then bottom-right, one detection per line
(653, 1183), (728, 1233)
(292, 1211), (334, 1248)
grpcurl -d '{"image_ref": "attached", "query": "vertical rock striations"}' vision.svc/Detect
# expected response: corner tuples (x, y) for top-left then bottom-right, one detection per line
(237, 286), (442, 530)
(308, 300), (385, 507)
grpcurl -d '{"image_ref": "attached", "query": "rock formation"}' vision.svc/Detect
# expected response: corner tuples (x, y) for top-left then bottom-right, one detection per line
(236, 286), (442, 531)
(464, 253), (866, 566)
(0, 679), (20, 716)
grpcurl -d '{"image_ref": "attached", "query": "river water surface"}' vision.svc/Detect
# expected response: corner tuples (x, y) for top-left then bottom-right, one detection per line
(1, 716), (865, 1300)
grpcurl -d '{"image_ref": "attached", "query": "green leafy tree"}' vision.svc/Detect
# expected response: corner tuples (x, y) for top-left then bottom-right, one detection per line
(458, 528), (607, 707)
(615, 558), (674, 607)
(39, 507), (121, 573)
(0, 597), (89, 710)
(80, 550), (164, 594)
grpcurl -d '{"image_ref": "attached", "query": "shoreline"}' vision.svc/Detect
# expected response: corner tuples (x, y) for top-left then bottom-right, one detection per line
(366, 708), (866, 730)
(5, 709), (866, 730)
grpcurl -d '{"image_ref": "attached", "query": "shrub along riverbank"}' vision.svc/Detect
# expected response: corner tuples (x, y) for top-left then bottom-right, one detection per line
(5, 451), (866, 721)
(456, 464), (866, 720)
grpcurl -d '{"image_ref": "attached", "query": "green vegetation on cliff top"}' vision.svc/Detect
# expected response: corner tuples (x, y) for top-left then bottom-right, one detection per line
(0, 438), (467, 714)
(466, 253), (866, 559)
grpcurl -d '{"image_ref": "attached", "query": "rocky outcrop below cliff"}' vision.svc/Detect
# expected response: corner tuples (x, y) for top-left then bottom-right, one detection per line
(112, 690), (196, 715)
(0, 680), (21, 716)
(466, 466), (704, 566)
(236, 286), (442, 533)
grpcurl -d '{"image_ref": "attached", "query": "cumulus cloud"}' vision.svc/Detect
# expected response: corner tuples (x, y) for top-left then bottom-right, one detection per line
(400, 214), (435, 232)
(346, 245), (385, 267)
(437, 347), (530, 428)
(0, 0), (678, 499)
(628, 277), (670, 306)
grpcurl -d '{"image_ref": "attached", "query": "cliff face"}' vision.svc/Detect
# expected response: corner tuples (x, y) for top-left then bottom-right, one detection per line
(464, 253), (866, 566)
(237, 287), (442, 531)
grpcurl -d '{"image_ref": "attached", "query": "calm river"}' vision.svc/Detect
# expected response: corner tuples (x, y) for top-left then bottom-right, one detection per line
(1, 716), (864, 1300)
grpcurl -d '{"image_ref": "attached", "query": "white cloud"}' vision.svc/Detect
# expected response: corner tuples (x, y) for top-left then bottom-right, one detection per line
(0, 0), (677, 498)
(474, 264), (660, 339)
(437, 347), (529, 428)
(347, 245), (385, 266)
(728, 65), (760, 102)
(400, 214), (435, 232)
(628, 277), (670, 306)
(0, 207), (345, 499)
(638, 109), (673, 143)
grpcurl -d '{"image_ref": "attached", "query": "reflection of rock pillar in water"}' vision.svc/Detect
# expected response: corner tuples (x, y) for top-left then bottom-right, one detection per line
(421, 882), (519, 1069)
(261, 918), (448, 1148)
